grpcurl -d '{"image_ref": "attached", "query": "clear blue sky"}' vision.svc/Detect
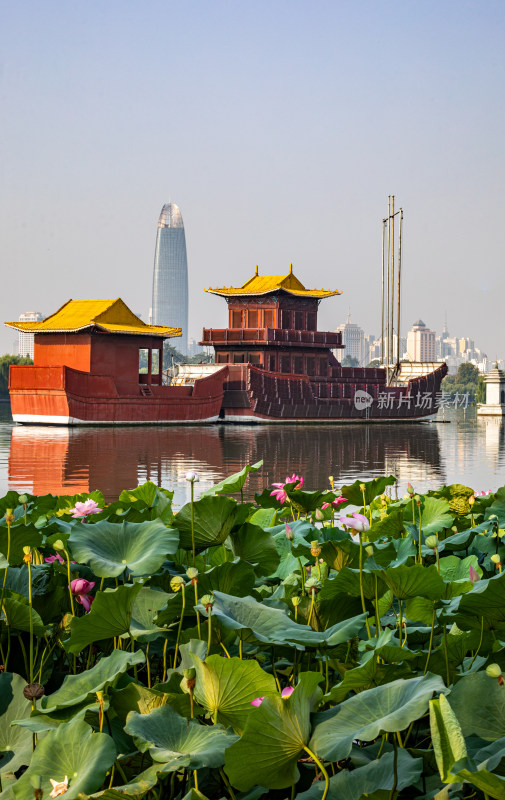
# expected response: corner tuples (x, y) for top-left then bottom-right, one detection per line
(1, 1), (504, 356)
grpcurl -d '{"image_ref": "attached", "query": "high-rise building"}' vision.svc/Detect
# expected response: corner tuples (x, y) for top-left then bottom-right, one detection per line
(152, 203), (188, 354)
(406, 320), (436, 362)
(334, 314), (365, 364)
(17, 311), (44, 359)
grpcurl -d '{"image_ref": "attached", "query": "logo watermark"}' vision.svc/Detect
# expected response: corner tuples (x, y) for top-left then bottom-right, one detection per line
(353, 390), (470, 412)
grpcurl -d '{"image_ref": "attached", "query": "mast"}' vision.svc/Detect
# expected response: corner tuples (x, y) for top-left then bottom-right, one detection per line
(396, 208), (403, 367)
(386, 196), (391, 383)
(381, 217), (386, 366)
(383, 196), (403, 384)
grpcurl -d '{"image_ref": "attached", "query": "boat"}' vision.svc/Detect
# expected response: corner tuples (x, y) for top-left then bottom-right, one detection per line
(187, 262), (448, 423)
(5, 299), (227, 425)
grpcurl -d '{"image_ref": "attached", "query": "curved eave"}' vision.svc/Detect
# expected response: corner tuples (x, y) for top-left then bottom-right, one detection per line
(5, 322), (182, 338)
(204, 288), (342, 299)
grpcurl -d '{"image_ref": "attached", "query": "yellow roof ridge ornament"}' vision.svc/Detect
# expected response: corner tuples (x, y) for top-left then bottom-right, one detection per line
(205, 264), (342, 299)
(255, 265), (259, 276)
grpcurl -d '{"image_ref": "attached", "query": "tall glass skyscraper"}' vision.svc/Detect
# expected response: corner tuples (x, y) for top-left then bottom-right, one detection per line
(152, 202), (188, 354)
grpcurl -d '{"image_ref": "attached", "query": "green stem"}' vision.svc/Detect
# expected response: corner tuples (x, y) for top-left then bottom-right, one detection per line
(173, 585), (186, 668)
(27, 558), (34, 683)
(190, 483), (196, 568)
(65, 548), (76, 616)
(423, 605), (436, 674)
(374, 575), (381, 634)
(302, 746), (330, 800)
(219, 767), (237, 800)
(307, 589), (316, 628)
(443, 624), (450, 686)
(298, 558), (306, 595)
(418, 510), (423, 564)
(359, 532), (371, 638)
(468, 617), (484, 670)
(207, 609), (212, 654)
(193, 581), (201, 639)
(398, 598), (403, 648)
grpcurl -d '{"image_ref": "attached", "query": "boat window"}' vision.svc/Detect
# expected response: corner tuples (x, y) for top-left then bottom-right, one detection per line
(294, 311), (304, 330)
(233, 353), (245, 363)
(151, 350), (160, 375)
(280, 356), (291, 373)
(231, 310), (242, 328)
(269, 354), (276, 371)
(318, 357), (327, 376)
(264, 309), (275, 328)
(294, 356), (303, 374)
(281, 310), (291, 329)
(248, 309), (258, 328)
(216, 353), (229, 363)
(139, 349), (149, 375)
(306, 357), (315, 376)
(249, 353), (261, 364)
(306, 312), (316, 331)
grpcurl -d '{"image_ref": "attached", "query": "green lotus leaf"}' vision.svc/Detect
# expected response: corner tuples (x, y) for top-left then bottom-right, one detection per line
(452, 572), (505, 630)
(197, 559), (256, 597)
(1, 590), (46, 636)
(199, 590), (367, 648)
(368, 505), (406, 541)
(454, 765), (505, 799)
(438, 554), (482, 583)
(118, 481), (174, 520)
(110, 683), (168, 722)
(0, 673), (33, 775)
(1, 563), (68, 623)
(224, 672), (323, 790)
(429, 694), (468, 783)
(191, 654), (277, 732)
(65, 583), (143, 654)
(381, 563), (446, 600)
(0, 526), (42, 566)
(449, 670), (505, 741)
(319, 538), (360, 571)
(125, 705), (238, 769)
(296, 749), (423, 799)
(0, 553), (8, 568)
(40, 649), (145, 712)
(406, 496), (455, 535)
(68, 519), (179, 577)
(174, 495), (237, 549)
(309, 673), (446, 762)
(12, 718), (116, 800)
(202, 461), (263, 496)
(127, 586), (171, 641)
(339, 475), (397, 506)
(320, 567), (387, 601)
(229, 523), (280, 577)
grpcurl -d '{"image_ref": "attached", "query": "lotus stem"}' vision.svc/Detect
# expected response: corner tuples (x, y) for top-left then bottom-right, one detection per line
(239, 633), (243, 660)
(162, 637), (168, 681)
(0, 513), (12, 662)
(146, 642), (151, 688)
(374, 575), (381, 635)
(423, 605), (436, 674)
(298, 558), (306, 595)
(443, 624), (450, 686)
(359, 532), (372, 639)
(193, 581), (201, 639)
(64, 548), (76, 616)
(173, 584), (186, 668)
(219, 767), (237, 800)
(207, 608), (212, 653)
(302, 746), (330, 800)
(190, 482), (196, 568)
(27, 556), (34, 683)
(389, 737), (398, 800)
(468, 616), (484, 670)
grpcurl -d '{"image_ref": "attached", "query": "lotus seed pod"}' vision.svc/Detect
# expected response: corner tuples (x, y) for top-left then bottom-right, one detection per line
(53, 539), (65, 551)
(292, 596), (301, 607)
(186, 567), (198, 580)
(486, 663), (502, 679)
(365, 545), (373, 557)
(491, 554), (501, 564)
(4, 509), (14, 524)
(200, 594), (214, 609)
(170, 575), (185, 592)
(310, 540), (321, 557)
(425, 535), (438, 549)
(305, 577), (321, 593)
(185, 471), (199, 483)
(18, 494), (28, 505)
(183, 667), (196, 680)
(23, 683), (44, 700)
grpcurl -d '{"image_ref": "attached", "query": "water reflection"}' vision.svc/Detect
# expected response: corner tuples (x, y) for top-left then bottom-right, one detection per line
(7, 421), (445, 505)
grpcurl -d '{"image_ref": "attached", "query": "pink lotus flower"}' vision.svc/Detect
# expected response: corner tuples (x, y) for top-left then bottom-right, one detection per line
(68, 499), (103, 520)
(45, 553), (65, 564)
(70, 578), (95, 612)
(322, 496), (348, 510)
(251, 686), (295, 706)
(340, 512), (370, 533)
(270, 474), (304, 505)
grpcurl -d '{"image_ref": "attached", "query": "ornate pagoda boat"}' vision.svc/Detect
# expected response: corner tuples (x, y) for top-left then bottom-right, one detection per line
(6, 299), (226, 425)
(174, 263), (447, 423)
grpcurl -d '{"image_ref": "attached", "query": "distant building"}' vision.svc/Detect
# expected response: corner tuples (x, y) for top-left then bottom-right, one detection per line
(334, 315), (365, 364)
(152, 202), (189, 354)
(367, 334), (406, 365)
(17, 312), (44, 359)
(406, 320), (436, 362)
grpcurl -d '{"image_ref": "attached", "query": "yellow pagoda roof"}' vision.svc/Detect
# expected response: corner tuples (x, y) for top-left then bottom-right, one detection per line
(205, 265), (342, 299)
(5, 299), (181, 338)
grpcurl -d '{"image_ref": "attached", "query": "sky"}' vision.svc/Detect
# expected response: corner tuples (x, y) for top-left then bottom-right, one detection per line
(1, 0), (504, 357)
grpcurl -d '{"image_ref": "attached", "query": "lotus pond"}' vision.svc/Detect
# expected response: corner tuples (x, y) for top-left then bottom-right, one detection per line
(2, 463), (505, 800)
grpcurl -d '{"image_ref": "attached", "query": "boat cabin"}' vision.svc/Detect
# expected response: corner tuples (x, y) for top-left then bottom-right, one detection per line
(201, 264), (344, 376)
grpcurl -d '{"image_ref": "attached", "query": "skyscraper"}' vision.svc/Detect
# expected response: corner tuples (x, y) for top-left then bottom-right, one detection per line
(152, 203), (188, 354)
(17, 311), (44, 359)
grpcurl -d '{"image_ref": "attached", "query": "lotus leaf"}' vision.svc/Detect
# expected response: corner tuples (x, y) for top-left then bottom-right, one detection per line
(202, 460), (263, 496)
(0, 673), (33, 775)
(229, 523), (280, 576)
(65, 582), (143, 653)
(174, 495), (237, 549)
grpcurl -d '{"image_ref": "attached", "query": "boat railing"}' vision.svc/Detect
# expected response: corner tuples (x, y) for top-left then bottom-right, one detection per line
(201, 328), (342, 347)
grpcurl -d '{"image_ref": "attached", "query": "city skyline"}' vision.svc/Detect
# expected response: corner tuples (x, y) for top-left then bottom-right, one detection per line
(152, 202), (189, 354)
(1, 2), (504, 357)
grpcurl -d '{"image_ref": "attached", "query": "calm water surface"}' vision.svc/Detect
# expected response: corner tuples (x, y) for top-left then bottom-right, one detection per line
(1, 403), (505, 506)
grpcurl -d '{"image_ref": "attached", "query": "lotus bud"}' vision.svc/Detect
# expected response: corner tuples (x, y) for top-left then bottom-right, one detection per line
(183, 667), (196, 680)
(360, 484), (366, 492)
(314, 508), (324, 522)
(186, 567), (198, 582)
(292, 596), (301, 607)
(23, 682), (44, 700)
(200, 594), (214, 611)
(305, 577), (321, 594)
(486, 663), (502, 679)
(185, 471), (200, 483)
(425, 535), (438, 550)
(18, 494), (28, 505)
(4, 508), (14, 524)
(469, 495), (475, 506)
(365, 545), (373, 557)
(414, 495), (421, 507)
(285, 524), (294, 540)
(491, 554), (502, 569)
(53, 540), (65, 551)
(170, 575), (185, 592)
(310, 540), (321, 557)
(115, 507), (124, 515)
(328, 475), (334, 490)
(23, 545), (32, 564)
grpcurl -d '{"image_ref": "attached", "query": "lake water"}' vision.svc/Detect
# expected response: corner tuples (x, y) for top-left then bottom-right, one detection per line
(1, 403), (505, 507)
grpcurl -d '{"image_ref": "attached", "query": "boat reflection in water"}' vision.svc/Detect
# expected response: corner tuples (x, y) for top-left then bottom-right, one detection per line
(8, 421), (445, 506)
